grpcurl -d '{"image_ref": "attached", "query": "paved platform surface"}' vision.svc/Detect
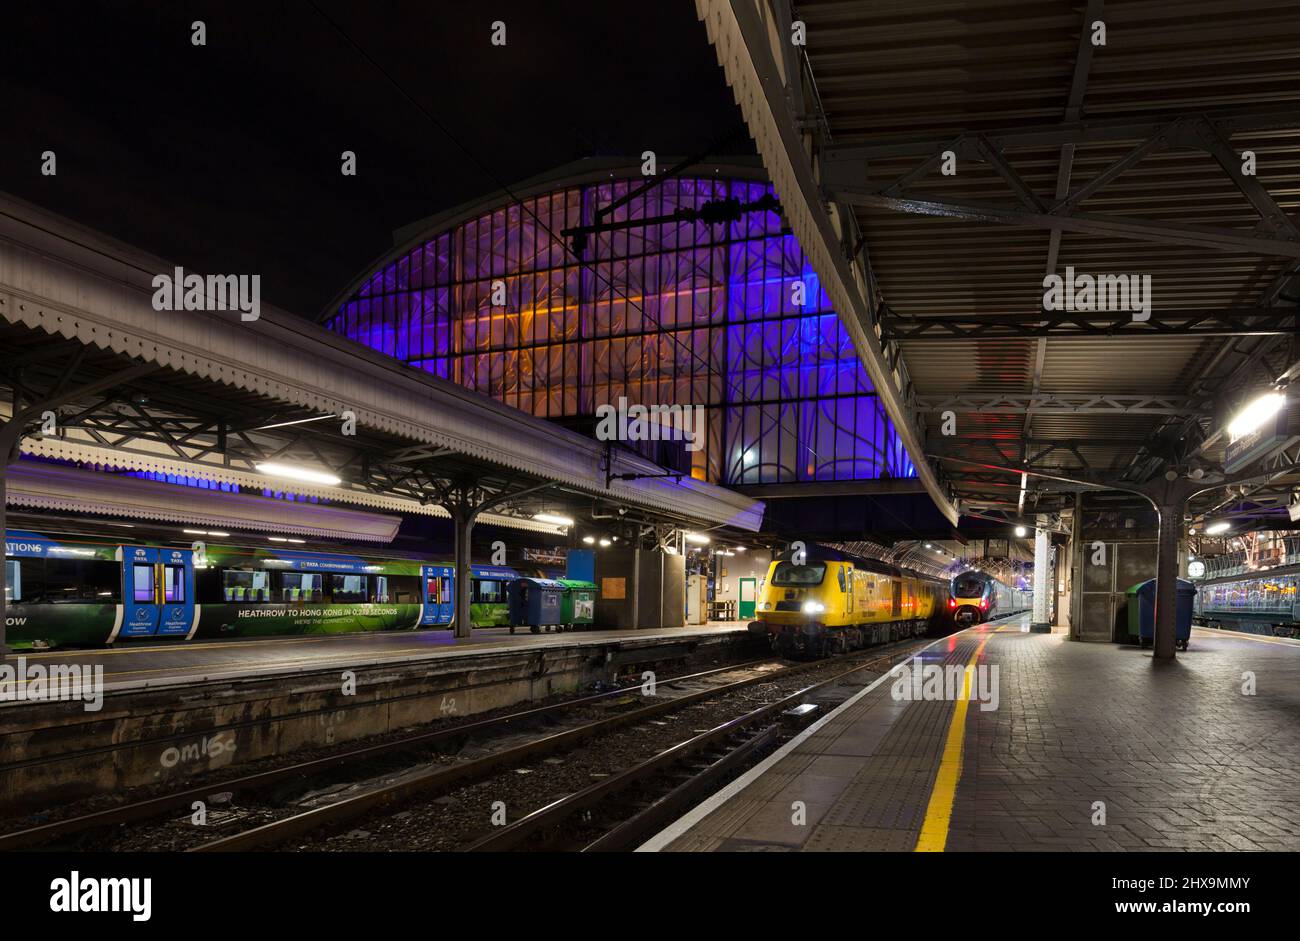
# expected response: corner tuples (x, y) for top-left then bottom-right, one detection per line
(644, 615), (1300, 852)
(6, 621), (752, 693)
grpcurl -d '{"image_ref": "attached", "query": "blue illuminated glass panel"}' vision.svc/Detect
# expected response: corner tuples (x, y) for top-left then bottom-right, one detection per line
(326, 177), (916, 485)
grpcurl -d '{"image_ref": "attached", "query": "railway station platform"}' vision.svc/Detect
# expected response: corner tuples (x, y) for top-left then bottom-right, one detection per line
(2, 621), (753, 695)
(0, 622), (758, 810)
(643, 615), (1300, 852)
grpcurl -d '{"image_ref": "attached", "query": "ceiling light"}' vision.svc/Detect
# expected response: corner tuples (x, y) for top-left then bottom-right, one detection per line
(733, 546), (745, 552)
(599, 538), (611, 547)
(1014, 526), (1027, 537)
(533, 513), (574, 527)
(1226, 391), (1285, 441)
(1205, 521), (1231, 535)
(582, 536), (595, 545)
(255, 462), (342, 486)
(685, 533), (711, 545)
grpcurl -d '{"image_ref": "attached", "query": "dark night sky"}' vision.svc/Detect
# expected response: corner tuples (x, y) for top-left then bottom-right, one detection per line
(1, 1), (752, 317)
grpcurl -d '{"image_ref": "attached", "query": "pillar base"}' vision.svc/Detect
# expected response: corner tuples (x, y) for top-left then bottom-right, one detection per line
(1029, 622), (1052, 633)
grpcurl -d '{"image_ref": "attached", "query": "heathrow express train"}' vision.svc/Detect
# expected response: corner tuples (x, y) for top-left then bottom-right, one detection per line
(750, 555), (948, 657)
(1193, 566), (1300, 638)
(948, 570), (1033, 626)
(1, 529), (532, 649)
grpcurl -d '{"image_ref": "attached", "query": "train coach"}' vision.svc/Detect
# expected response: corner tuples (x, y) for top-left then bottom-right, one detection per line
(947, 570), (1032, 626)
(1, 529), (556, 649)
(1193, 568), (1300, 638)
(749, 555), (947, 657)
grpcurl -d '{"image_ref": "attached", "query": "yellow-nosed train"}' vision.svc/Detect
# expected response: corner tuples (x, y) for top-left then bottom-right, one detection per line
(749, 556), (948, 657)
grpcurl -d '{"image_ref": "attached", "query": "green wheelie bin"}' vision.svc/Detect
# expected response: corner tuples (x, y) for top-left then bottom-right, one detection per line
(558, 579), (598, 631)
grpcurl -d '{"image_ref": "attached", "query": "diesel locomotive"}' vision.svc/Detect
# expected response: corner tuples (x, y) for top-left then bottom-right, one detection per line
(749, 556), (947, 657)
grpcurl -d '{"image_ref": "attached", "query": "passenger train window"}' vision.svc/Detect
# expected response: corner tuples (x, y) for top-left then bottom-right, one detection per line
(40, 559), (121, 603)
(388, 575), (419, 604)
(281, 572), (323, 602)
(475, 579), (504, 604)
(163, 565), (186, 603)
(4, 560), (22, 602)
(222, 569), (271, 602)
(331, 574), (368, 603)
(132, 564), (155, 603)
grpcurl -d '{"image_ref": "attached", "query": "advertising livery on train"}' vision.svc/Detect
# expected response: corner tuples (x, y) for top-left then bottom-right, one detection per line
(2, 530), (526, 649)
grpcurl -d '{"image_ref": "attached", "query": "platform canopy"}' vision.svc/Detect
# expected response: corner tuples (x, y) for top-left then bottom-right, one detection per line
(0, 192), (764, 535)
(699, 0), (1300, 532)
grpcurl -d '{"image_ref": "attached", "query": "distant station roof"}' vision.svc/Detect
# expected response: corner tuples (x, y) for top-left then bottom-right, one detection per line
(700, 0), (1300, 528)
(0, 192), (764, 534)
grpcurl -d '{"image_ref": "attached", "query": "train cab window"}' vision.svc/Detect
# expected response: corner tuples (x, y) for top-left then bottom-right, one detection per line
(222, 569), (271, 602)
(163, 564), (186, 603)
(41, 559), (121, 603)
(331, 574), (368, 603)
(770, 562), (826, 586)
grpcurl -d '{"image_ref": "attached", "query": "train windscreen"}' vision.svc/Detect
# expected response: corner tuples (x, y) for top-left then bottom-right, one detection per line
(952, 574), (986, 598)
(771, 562), (827, 586)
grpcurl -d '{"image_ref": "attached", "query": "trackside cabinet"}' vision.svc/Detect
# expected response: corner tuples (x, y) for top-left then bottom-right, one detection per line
(507, 577), (566, 634)
(558, 579), (598, 630)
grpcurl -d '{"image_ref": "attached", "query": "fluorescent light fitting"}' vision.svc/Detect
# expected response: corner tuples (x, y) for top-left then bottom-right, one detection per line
(1226, 391), (1284, 442)
(533, 513), (574, 527)
(255, 462), (342, 486)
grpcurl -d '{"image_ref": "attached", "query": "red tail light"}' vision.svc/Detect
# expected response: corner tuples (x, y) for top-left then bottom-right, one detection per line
(948, 598), (957, 608)
(980, 599), (988, 609)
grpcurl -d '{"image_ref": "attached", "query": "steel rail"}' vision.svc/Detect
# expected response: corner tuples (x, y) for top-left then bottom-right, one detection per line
(188, 640), (926, 851)
(0, 658), (772, 851)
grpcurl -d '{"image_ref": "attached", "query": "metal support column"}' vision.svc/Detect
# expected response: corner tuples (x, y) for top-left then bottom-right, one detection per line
(1030, 524), (1052, 632)
(1069, 491), (1085, 639)
(451, 506), (476, 639)
(630, 545), (641, 631)
(1153, 502), (1183, 661)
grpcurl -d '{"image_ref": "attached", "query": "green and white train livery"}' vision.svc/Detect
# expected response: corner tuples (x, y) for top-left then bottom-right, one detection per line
(2, 530), (477, 649)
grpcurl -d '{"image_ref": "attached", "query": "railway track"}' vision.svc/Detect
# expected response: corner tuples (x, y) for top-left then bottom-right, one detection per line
(0, 656), (772, 851)
(194, 636), (930, 851)
(464, 645), (914, 852)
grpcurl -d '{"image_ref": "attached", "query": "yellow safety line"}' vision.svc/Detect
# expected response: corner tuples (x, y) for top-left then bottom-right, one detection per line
(914, 625), (1001, 852)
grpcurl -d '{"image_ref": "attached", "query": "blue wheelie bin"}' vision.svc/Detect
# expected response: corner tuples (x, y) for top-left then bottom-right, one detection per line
(1128, 578), (1196, 650)
(507, 577), (566, 634)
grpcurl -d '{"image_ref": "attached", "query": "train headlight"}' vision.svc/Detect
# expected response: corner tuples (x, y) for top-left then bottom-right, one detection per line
(802, 600), (825, 614)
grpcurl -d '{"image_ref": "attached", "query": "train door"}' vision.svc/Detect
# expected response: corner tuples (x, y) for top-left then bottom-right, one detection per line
(118, 546), (162, 638)
(422, 566), (453, 626)
(891, 578), (902, 618)
(738, 578), (756, 620)
(156, 548), (195, 637)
